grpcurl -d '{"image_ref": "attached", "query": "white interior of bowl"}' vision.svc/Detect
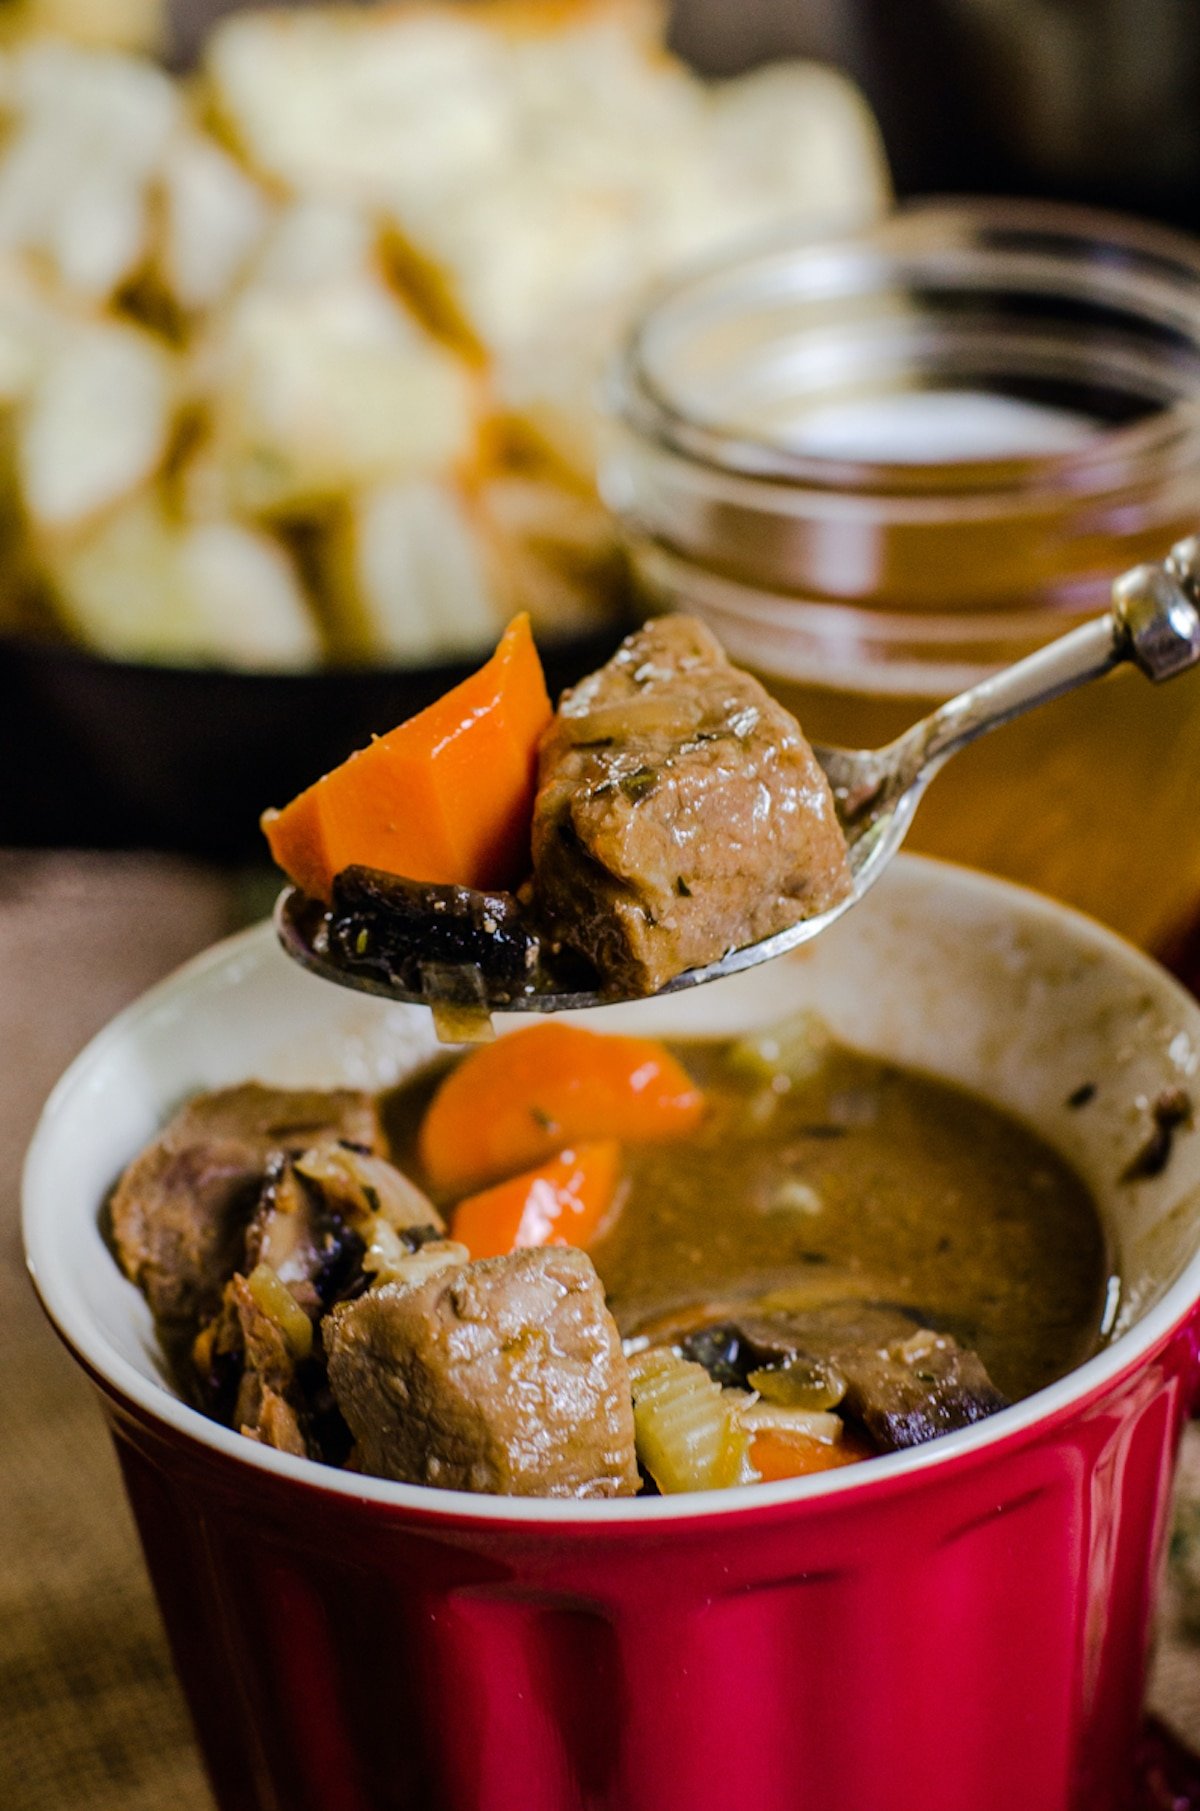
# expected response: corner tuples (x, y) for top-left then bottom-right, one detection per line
(22, 855), (1200, 1523)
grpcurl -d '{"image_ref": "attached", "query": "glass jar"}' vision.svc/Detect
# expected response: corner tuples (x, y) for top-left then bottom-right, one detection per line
(606, 199), (1200, 954)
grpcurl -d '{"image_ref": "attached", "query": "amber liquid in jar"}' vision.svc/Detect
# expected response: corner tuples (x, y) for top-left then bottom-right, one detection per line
(771, 641), (1200, 957)
(610, 202), (1200, 951)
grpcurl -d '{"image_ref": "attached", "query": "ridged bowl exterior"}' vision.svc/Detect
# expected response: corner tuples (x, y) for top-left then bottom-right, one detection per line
(24, 862), (1200, 1811)
(93, 1321), (1198, 1811)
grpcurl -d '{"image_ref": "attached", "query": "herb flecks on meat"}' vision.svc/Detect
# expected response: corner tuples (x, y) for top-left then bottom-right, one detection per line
(532, 616), (852, 995)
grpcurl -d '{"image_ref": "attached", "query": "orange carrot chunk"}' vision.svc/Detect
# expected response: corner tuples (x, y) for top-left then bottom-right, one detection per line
(449, 1142), (621, 1262)
(419, 1021), (705, 1196)
(750, 1429), (872, 1483)
(261, 613), (551, 902)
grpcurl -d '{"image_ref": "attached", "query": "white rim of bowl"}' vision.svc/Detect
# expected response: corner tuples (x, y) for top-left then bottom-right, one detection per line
(22, 857), (1200, 1527)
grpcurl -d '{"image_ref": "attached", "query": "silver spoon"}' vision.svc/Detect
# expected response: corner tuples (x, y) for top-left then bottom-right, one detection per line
(276, 538), (1200, 1036)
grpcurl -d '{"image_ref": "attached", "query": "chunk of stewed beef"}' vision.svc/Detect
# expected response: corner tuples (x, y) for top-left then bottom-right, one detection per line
(109, 1084), (381, 1336)
(192, 1141), (446, 1455)
(531, 616), (851, 995)
(325, 1246), (640, 1497)
(679, 1302), (1008, 1451)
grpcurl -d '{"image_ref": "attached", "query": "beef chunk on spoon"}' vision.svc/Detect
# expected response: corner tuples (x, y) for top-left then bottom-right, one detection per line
(532, 616), (851, 995)
(274, 559), (1200, 1029)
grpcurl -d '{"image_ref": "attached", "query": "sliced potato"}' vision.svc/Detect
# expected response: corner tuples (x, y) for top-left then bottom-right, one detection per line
(206, 0), (889, 390)
(19, 318), (174, 532)
(704, 60), (891, 228)
(0, 42), (181, 302)
(176, 518), (322, 667)
(384, 44), (886, 366)
(493, 310), (617, 488)
(392, 175), (635, 361)
(503, 4), (701, 190)
(43, 490), (321, 669)
(484, 535), (616, 640)
(249, 198), (380, 294)
(0, 2), (892, 676)
(197, 276), (479, 518)
(322, 477), (501, 664)
(156, 128), (272, 314)
(478, 471), (617, 569)
(653, 61), (891, 265)
(0, 257), (72, 408)
(204, 0), (697, 356)
(476, 472), (626, 636)
(205, 5), (511, 201)
(322, 467), (625, 660)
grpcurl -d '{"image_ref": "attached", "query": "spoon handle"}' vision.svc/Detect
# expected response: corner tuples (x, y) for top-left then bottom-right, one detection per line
(894, 541), (1200, 788)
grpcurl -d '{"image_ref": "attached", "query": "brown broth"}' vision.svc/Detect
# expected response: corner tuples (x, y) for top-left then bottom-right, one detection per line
(384, 1034), (1109, 1407)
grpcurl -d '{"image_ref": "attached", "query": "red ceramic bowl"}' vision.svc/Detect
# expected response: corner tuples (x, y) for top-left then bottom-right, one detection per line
(23, 856), (1200, 1811)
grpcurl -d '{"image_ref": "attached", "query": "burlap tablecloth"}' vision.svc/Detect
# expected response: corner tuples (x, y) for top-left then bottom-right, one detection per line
(0, 852), (1197, 1811)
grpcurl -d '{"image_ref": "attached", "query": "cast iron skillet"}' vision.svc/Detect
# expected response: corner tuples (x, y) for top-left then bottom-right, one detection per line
(0, 625), (623, 861)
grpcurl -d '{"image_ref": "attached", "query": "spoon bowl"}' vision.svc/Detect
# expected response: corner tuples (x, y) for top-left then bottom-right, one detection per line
(276, 539), (1200, 1034)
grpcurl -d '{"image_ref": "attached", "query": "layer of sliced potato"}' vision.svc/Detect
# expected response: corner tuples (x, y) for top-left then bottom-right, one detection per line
(0, 257), (70, 407)
(322, 477), (500, 664)
(0, 0), (889, 667)
(19, 317), (175, 532)
(0, 42), (180, 302)
(197, 284), (479, 519)
(156, 128), (272, 315)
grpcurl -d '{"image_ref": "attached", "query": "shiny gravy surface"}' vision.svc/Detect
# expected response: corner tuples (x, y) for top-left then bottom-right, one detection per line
(385, 1031), (1107, 1407)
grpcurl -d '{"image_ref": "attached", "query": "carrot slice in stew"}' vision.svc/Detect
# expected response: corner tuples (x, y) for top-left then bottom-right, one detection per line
(750, 1429), (872, 1483)
(419, 1021), (705, 1195)
(449, 1141), (621, 1261)
(261, 613), (551, 901)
